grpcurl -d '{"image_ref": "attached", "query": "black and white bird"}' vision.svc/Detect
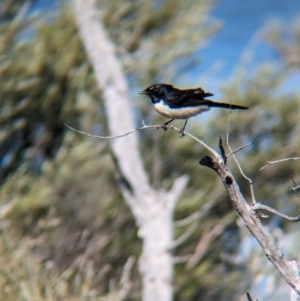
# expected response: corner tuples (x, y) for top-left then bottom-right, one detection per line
(139, 83), (248, 136)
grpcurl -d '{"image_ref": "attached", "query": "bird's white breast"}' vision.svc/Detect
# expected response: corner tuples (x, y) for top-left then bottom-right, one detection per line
(153, 100), (210, 119)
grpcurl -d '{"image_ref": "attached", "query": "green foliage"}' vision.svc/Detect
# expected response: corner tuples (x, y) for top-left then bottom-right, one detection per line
(264, 18), (300, 69)
(0, 0), (24, 21)
(101, 0), (221, 81)
(0, 135), (142, 300)
(0, 7), (101, 181)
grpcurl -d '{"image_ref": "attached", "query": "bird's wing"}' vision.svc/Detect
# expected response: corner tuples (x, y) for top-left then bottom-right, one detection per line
(183, 87), (214, 98)
(165, 87), (214, 107)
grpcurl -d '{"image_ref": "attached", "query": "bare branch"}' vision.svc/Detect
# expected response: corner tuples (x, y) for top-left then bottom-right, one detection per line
(251, 203), (300, 222)
(291, 186), (300, 194)
(174, 212), (202, 227)
(290, 176), (300, 190)
(260, 157), (300, 171)
(173, 255), (191, 264)
(186, 212), (236, 269)
(291, 176), (298, 187)
(231, 153), (256, 204)
(290, 176), (300, 197)
(117, 256), (135, 300)
(167, 175), (189, 208)
(199, 155), (300, 294)
(171, 219), (199, 249)
(225, 105), (257, 204)
(219, 136), (227, 164)
(227, 141), (254, 158)
(174, 197), (220, 227)
(65, 123), (221, 158)
(64, 123), (138, 140)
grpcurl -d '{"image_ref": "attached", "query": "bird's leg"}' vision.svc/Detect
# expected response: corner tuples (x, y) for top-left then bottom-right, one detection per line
(162, 119), (174, 131)
(179, 119), (188, 137)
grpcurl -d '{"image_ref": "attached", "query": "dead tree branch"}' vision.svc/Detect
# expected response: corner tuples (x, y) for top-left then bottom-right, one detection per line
(251, 203), (300, 222)
(225, 112), (257, 204)
(199, 155), (300, 295)
(260, 157), (300, 171)
(65, 123), (221, 158)
(227, 141), (254, 158)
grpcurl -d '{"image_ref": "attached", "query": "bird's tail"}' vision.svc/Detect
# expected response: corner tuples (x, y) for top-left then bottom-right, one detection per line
(210, 102), (248, 110)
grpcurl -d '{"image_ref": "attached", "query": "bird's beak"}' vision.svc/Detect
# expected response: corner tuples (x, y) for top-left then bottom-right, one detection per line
(139, 90), (149, 94)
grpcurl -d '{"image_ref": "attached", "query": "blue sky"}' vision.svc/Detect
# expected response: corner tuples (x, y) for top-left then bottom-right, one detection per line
(188, 0), (300, 98)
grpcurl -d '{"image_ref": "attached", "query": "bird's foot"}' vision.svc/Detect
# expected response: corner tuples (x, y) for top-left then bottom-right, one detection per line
(179, 129), (185, 138)
(162, 123), (168, 131)
(161, 119), (174, 131)
(179, 120), (188, 138)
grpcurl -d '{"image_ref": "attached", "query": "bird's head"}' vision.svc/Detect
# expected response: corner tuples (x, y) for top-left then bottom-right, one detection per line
(139, 83), (173, 103)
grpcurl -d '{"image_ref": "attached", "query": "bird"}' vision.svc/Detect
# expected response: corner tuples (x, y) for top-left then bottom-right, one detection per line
(139, 83), (248, 136)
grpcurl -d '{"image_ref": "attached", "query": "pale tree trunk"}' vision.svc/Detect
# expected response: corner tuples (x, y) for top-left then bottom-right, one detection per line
(72, 1), (188, 300)
(139, 198), (174, 301)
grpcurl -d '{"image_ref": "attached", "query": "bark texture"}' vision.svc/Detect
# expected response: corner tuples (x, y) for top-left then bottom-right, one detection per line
(200, 156), (300, 296)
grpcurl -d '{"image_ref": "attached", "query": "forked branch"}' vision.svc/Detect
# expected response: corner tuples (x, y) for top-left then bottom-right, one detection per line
(199, 155), (300, 295)
(251, 203), (300, 222)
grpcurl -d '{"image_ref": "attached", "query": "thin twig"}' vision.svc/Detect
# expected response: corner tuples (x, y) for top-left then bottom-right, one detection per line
(174, 196), (220, 226)
(291, 185), (300, 193)
(65, 123), (221, 158)
(219, 136), (227, 164)
(117, 256), (135, 300)
(167, 175), (189, 208)
(174, 212), (202, 227)
(227, 141), (254, 158)
(290, 176), (300, 197)
(225, 106), (256, 204)
(65, 123), (138, 140)
(186, 212), (236, 269)
(251, 203), (300, 222)
(291, 176), (298, 188)
(260, 157), (300, 171)
(171, 219), (199, 249)
(173, 255), (191, 264)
